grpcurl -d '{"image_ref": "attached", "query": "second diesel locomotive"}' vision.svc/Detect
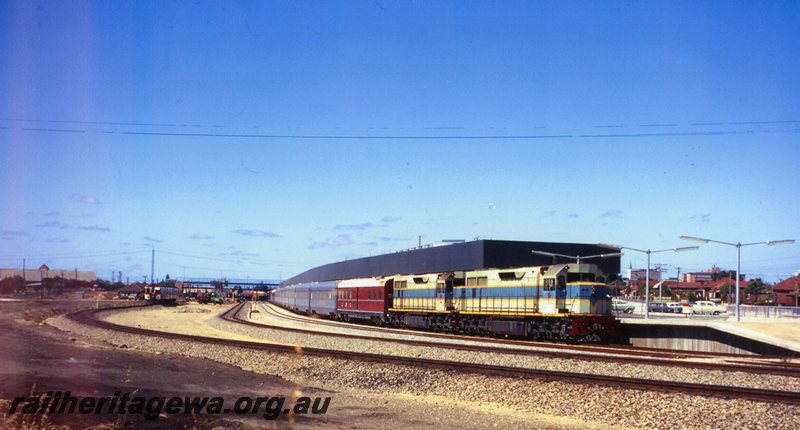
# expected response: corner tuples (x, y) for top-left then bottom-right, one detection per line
(272, 263), (618, 342)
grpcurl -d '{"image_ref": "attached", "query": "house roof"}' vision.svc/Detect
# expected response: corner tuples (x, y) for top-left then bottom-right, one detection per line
(773, 276), (800, 293)
(661, 277), (745, 291)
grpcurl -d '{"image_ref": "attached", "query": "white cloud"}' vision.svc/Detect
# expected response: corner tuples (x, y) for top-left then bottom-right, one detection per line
(70, 194), (102, 205)
(310, 234), (354, 249)
(78, 225), (111, 232)
(233, 229), (280, 238)
(601, 209), (623, 218)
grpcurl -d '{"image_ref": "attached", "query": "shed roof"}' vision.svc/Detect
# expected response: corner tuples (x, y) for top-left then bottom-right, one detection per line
(282, 240), (620, 286)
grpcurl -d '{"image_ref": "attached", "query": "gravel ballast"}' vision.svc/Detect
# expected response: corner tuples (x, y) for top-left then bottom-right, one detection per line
(48, 304), (800, 430)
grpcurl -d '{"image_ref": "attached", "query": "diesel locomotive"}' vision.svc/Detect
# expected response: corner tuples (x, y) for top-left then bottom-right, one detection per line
(271, 263), (619, 342)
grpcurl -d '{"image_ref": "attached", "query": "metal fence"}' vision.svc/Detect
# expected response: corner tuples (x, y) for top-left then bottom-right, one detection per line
(613, 297), (800, 319)
(736, 305), (800, 319)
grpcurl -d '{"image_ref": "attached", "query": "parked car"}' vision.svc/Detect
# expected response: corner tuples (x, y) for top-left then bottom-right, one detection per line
(612, 299), (635, 314)
(648, 301), (669, 312)
(666, 303), (683, 313)
(198, 293), (225, 305)
(692, 301), (728, 315)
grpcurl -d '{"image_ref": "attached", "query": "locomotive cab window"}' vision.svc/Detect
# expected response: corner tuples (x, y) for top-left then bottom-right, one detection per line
(567, 273), (596, 283)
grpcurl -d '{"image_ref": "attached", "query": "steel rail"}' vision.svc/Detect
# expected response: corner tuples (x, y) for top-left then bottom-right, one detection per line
(66, 303), (800, 406)
(262, 302), (794, 363)
(243, 303), (800, 378)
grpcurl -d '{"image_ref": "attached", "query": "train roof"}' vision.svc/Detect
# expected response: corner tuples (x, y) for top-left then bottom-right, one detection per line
(281, 239), (620, 286)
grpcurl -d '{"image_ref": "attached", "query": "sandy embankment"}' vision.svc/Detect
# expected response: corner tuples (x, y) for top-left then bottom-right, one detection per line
(102, 303), (273, 343)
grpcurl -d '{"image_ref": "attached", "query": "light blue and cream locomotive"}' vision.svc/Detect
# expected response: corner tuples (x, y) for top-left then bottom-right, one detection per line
(272, 263), (618, 342)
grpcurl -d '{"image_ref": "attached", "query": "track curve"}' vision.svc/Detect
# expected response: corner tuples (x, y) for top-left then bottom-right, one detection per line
(65, 303), (800, 406)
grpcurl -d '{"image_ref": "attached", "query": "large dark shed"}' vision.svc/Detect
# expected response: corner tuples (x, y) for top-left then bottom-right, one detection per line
(281, 240), (620, 286)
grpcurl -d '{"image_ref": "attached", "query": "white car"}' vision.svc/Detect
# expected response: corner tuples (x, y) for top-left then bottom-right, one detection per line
(692, 301), (728, 315)
(612, 299), (635, 314)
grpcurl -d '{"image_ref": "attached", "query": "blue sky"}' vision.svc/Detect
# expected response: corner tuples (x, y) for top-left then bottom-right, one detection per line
(1, 1), (798, 283)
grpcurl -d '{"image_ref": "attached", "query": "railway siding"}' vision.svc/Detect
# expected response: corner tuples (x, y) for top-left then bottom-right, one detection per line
(49, 304), (800, 430)
(96, 303), (800, 392)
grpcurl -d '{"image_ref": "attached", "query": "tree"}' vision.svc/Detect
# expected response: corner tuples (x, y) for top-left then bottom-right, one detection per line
(763, 288), (776, 304)
(745, 278), (766, 303)
(718, 283), (733, 303)
(711, 270), (737, 281)
(0, 276), (25, 295)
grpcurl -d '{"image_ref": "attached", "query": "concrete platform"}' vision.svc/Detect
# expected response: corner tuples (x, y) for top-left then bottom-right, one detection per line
(620, 317), (800, 355)
(708, 320), (800, 354)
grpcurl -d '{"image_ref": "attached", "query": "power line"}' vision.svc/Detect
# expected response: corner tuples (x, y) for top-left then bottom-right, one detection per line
(155, 246), (299, 266)
(2, 117), (799, 141)
(0, 249), (150, 262)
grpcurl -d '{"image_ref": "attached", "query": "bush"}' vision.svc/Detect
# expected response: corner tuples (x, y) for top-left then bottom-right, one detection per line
(0, 276), (24, 295)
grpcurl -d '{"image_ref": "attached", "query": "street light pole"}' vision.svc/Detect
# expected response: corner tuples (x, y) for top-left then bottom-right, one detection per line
(531, 250), (623, 265)
(680, 236), (794, 321)
(598, 244), (699, 319)
(736, 243), (741, 316)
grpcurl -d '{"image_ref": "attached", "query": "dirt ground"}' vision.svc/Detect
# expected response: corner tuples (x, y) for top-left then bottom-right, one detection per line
(0, 301), (613, 429)
(103, 303), (269, 342)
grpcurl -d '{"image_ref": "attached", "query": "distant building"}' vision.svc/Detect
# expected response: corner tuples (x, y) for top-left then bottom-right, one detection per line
(683, 272), (714, 283)
(627, 267), (661, 283)
(282, 239), (622, 286)
(663, 276), (747, 302)
(772, 275), (800, 306)
(0, 265), (97, 283)
(681, 265), (733, 283)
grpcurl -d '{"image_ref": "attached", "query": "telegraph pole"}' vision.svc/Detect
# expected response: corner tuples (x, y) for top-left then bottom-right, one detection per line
(654, 263), (668, 300)
(150, 249), (155, 285)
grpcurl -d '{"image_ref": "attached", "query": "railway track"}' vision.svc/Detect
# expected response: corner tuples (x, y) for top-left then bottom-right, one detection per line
(261, 301), (790, 361)
(66, 303), (800, 406)
(248, 302), (800, 377)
